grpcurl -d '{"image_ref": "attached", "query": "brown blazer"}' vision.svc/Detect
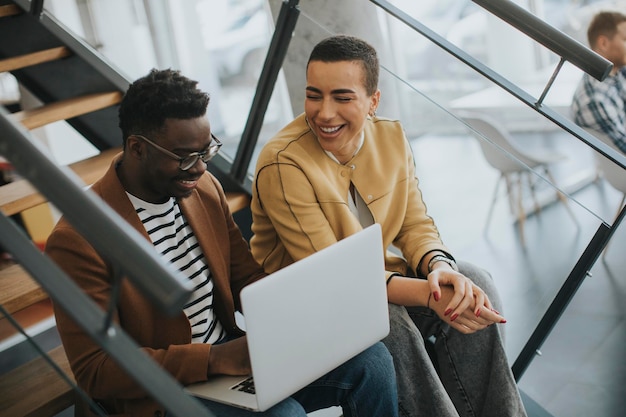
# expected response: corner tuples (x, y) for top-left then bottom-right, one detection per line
(45, 154), (266, 416)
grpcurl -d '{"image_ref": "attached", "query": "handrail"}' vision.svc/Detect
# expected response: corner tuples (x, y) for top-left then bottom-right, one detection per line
(370, 0), (626, 171)
(369, 0), (626, 383)
(512, 204), (626, 378)
(472, 0), (612, 81)
(0, 108), (192, 315)
(0, 3), (212, 411)
(0, 211), (213, 417)
(12, 0), (130, 92)
(0, 106), (213, 415)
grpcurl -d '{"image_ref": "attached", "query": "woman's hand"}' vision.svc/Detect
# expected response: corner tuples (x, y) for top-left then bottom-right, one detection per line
(427, 269), (506, 334)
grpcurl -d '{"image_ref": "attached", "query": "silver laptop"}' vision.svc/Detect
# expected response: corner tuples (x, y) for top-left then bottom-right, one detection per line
(185, 223), (389, 412)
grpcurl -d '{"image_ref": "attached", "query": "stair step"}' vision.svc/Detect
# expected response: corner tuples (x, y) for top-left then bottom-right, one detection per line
(10, 91), (123, 130)
(0, 344), (75, 417)
(0, 147), (120, 216)
(0, 46), (72, 73)
(0, 300), (55, 352)
(0, 264), (47, 316)
(0, 156), (250, 218)
(0, 4), (21, 18)
(0, 188), (248, 317)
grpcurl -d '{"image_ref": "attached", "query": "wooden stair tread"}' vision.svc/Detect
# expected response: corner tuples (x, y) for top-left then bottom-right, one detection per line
(10, 91), (123, 130)
(0, 147), (120, 216)
(0, 4), (21, 18)
(0, 46), (72, 73)
(0, 299), (54, 342)
(0, 263), (47, 316)
(0, 345), (75, 417)
(0, 190), (247, 315)
(0, 154), (250, 217)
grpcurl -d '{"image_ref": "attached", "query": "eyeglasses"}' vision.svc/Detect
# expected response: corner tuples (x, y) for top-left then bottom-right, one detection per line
(132, 133), (222, 171)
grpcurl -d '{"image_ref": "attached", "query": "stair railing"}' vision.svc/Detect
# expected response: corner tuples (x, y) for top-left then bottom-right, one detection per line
(370, 0), (626, 381)
(0, 109), (213, 416)
(0, 0), (304, 414)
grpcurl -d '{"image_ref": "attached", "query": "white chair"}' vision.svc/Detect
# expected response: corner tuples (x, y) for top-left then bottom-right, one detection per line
(459, 111), (576, 245)
(583, 128), (626, 258)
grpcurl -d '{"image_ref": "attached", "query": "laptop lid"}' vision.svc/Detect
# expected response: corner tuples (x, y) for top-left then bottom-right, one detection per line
(186, 224), (389, 412)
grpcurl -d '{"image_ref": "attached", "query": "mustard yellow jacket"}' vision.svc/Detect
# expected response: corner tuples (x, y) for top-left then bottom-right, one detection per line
(251, 114), (451, 280)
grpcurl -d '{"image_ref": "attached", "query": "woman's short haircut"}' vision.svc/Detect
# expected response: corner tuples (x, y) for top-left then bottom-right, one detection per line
(307, 35), (379, 96)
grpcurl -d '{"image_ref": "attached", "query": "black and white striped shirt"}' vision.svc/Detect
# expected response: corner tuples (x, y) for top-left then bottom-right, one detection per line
(127, 193), (226, 344)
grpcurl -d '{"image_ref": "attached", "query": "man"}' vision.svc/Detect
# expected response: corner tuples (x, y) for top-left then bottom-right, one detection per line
(571, 11), (626, 153)
(45, 69), (398, 417)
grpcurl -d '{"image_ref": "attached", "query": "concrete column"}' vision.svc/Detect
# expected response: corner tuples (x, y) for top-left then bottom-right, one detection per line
(485, 0), (538, 83)
(267, 0), (399, 118)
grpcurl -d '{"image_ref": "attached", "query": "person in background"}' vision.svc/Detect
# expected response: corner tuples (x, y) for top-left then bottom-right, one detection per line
(250, 35), (527, 417)
(45, 68), (398, 417)
(571, 11), (626, 153)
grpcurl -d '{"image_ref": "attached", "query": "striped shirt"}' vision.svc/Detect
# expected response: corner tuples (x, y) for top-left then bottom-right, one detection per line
(571, 67), (626, 154)
(127, 193), (226, 344)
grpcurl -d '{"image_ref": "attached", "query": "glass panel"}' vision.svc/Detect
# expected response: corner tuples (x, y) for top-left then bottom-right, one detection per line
(379, 3), (626, 416)
(0, 302), (96, 416)
(380, 69), (608, 358)
(381, 0), (624, 139)
(518, 253), (626, 416)
(43, 0), (294, 164)
(287, 2), (625, 416)
(192, 0), (294, 160)
(0, 303), (208, 416)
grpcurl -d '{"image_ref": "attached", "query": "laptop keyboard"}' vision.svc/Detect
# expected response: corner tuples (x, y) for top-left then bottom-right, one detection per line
(231, 376), (255, 394)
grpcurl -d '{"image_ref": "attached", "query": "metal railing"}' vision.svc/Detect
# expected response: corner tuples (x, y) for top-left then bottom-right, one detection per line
(371, 0), (626, 380)
(0, 107), (213, 415)
(0, 0), (303, 413)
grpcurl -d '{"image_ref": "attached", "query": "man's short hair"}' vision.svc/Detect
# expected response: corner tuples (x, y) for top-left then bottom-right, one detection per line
(587, 11), (626, 49)
(307, 35), (379, 96)
(118, 68), (210, 145)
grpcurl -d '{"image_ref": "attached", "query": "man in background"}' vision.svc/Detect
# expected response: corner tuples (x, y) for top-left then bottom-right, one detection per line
(571, 11), (626, 153)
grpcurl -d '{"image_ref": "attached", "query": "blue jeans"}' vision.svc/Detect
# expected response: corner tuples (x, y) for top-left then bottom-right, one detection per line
(383, 261), (527, 417)
(198, 342), (398, 416)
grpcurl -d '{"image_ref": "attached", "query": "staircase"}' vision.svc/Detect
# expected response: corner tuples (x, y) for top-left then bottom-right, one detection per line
(0, 1), (249, 415)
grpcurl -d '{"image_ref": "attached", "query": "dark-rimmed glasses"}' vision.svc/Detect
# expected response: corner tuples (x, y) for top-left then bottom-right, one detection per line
(131, 133), (222, 171)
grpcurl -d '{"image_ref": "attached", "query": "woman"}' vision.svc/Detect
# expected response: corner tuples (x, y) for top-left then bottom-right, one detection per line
(250, 35), (527, 417)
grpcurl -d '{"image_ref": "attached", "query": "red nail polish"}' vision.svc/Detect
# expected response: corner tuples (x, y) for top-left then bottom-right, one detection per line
(434, 292), (440, 302)
(475, 309), (481, 317)
(500, 319), (507, 323)
(444, 308), (452, 316)
(450, 313), (458, 321)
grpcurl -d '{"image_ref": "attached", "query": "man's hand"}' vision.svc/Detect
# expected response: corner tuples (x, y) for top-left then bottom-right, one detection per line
(207, 336), (251, 377)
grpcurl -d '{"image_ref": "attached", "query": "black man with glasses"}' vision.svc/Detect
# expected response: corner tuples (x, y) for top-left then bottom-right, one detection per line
(45, 69), (398, 417)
